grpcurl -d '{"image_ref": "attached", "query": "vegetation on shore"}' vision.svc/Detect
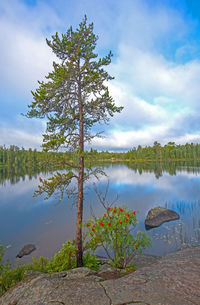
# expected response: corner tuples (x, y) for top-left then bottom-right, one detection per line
(1, 141), (200, 170)
(0, 206), (151, 297)
(1, 142), (200, 184)
(0, 242), (100, 297)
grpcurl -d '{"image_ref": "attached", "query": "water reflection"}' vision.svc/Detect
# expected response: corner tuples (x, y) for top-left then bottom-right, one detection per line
(145, 200), (200, 256)
(0, 161), (200, 263)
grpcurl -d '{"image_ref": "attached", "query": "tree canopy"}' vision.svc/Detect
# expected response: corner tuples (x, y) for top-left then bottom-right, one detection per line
(26, 15), (123, 266)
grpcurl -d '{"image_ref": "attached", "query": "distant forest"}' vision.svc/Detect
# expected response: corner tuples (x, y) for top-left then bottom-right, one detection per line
(1, 141), (200, 167)
(1, 142), (200, 184)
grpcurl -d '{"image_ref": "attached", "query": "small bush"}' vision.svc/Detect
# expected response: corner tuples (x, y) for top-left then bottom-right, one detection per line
(30, 240), (76, 273)
(0, 245), (10, 274)
(83, 251), (101, 271)
(0, 265), (29, 297)
(83, 206), (152, 269)
(0, 241), (101, 297)
(30, 240), (100, 273)
(0, 245), (31, 297)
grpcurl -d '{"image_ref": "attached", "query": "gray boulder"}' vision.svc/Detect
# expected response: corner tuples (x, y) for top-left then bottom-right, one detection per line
(16, 244), (36, 258)
(145, 206), (180, 230)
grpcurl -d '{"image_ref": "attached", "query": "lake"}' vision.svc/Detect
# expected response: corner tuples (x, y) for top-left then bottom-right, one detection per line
(1, 161), (200, 265)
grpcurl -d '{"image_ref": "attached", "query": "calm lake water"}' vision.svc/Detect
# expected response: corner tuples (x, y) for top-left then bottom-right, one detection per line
(1, 162), (200, 265)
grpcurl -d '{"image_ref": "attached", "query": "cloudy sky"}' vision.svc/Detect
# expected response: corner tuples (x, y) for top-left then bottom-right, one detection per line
(1, 0), (200, 151)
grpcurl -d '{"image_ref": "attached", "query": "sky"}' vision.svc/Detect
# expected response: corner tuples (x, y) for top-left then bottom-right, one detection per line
(1, 0), (200, 151)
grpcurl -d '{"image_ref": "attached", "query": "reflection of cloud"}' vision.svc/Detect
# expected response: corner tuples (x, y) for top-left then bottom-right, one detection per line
(0, 173), (54, 209)
(2, 166), (200, 210)
(86, 166), (200, 202)
(1, 163), (200, 262)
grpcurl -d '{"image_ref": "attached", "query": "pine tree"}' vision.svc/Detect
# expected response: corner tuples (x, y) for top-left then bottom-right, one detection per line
(26, 16), (123, 266)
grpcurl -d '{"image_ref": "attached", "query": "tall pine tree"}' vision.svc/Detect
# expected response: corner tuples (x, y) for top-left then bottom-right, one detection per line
(26, 16), (123, 266)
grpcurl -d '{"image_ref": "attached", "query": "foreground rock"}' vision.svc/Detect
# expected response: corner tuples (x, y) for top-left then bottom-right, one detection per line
(1, 246), (200, 305)
(145, 206), (180, 229)
(16, 244), (36, 258)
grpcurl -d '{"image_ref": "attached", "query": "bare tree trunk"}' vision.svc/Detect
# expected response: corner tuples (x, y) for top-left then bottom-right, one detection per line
(76, 61), (84, 267)
(76, 152), (84, 267)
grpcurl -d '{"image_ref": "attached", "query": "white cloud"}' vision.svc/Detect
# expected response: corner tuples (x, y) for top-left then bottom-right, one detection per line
(0, 0), (59, 94)
(103, 43), (200, 148)
(92, 125), (169, 149)
(1, 0), (200, 150)
(0, 122), (43, 149)
(111, 45), (200, 107)
(114, 0), (188, 51)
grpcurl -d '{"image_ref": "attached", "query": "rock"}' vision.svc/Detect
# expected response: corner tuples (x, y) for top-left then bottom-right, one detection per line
(0, 267), (107, 305)
(1, 246), (200, 305)
(98, 264), (116, 274)
(102, 246), (200, 305)
(23, 270), (42, 279)
(145, 206), (180, 229)
(132, 253), (161, 269)
(16, 244), (36, 258)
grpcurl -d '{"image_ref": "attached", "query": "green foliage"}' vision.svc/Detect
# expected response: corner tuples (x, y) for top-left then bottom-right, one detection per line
(0, 244), (30, 297)
(47, 239), (76, 271)
(31, 240), (76, 273)
(82, 251), (101, 271)
(1, 142), (200, 171)
(0, 241), (100, 297)
(0, 245), (10, 275)
(25, 15), (123, 267)
(1, 143), (200, 187)
(26, 15), (122, 154)
(30, 240), (100, 273)
(24, 15), (123, 199)
(83, 206), (151, 269)
(0, 265), (29, 297)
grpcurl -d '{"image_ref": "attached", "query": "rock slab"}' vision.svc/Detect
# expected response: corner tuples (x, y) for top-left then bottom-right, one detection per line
(1, 246), (200, 305)
(145, 206), (180, 229)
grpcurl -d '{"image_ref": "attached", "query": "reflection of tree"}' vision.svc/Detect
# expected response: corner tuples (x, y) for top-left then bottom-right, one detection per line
(0, 164), (51, 185)
(125, 160), (200, 179)
(2, 143), (200, 183)
(1, 154), (200, 186)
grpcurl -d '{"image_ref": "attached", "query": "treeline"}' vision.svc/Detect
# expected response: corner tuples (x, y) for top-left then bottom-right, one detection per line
(89, 141), (200, 161)
(124, 142), (200, 161)
(0, 145), (74, 168)
(1, 141), (200, 169)
(0, 145), (74, 185)
(1, 144), (200, 184)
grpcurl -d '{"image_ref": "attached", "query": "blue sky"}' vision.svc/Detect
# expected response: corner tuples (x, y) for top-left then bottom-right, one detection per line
(1, 0), (200, 150)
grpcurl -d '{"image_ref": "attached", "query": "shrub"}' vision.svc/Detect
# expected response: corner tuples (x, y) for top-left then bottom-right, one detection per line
(0, 244), (31, 297)
(83, 206), (152, 269)
(0, 241), (100, 297)
(0, 245), (10, 275)
(31, 240), (77, 273)
(0, 265), (29, 297)
(31, 240), (100, 273)
(82, 251), (101, 271)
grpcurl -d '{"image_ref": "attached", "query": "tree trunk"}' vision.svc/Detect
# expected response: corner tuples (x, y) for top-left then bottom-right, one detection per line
(76, 152), (84, 267)
(76, 63), (84, 267)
